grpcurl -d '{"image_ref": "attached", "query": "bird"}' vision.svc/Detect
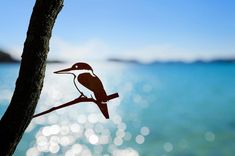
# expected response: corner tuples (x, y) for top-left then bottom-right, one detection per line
(54, 62), (110, 118)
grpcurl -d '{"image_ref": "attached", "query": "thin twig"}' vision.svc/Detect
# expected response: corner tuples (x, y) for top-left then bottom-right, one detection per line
(33, 93), (119, 118)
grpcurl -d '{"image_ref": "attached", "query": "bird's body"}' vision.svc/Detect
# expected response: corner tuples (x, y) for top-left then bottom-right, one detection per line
(70, 69), (107, 102)
(77, 73), (107, 102)
(72, 69), (95, 98)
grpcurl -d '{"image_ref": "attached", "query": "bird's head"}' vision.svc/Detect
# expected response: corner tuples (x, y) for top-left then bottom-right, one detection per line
(54, 62), (94, 76)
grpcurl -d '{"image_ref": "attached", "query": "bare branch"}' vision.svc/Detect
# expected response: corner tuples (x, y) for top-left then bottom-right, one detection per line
(33, 93), (119, 118)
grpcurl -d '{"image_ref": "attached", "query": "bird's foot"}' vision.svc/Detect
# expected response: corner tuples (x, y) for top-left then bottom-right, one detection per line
(78, 92), (87, 99)
(82, 93), (87, 98)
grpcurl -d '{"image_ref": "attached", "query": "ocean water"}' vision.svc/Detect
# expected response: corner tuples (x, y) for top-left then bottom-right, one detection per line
(0, 62), (235, 156)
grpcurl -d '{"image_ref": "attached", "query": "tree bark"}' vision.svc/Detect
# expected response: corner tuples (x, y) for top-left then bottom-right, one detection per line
(0, 0), (63, 155)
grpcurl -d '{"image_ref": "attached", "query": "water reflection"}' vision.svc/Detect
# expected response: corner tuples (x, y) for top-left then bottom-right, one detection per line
(1, 63), (235, 155)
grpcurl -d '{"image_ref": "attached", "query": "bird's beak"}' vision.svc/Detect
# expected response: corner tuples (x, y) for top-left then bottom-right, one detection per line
(54, 67), (72, 74)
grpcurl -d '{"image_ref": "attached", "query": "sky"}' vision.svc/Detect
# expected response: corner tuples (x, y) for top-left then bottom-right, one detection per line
(0, 0), (235, 62)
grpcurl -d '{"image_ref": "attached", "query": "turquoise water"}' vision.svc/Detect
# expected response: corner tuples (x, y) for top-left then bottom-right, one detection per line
(1, 63), (235, 156)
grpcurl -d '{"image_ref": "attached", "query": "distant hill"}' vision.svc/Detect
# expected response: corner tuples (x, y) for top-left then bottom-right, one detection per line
(0, 50), (19, 63)
(107, 58), (141, 64)
(151, 59), (235, 64)
(0, 50), (63, 64)
(108, 58), (235, 64)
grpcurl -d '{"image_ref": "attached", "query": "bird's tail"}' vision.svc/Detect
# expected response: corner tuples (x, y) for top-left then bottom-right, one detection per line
(96, 102), (109, 119)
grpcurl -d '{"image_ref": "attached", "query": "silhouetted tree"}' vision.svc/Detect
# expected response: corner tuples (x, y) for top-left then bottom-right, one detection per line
(0, 0), (64, 155)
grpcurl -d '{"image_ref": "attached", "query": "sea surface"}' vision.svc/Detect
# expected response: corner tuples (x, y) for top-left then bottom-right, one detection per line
(0, 62), (235, 156)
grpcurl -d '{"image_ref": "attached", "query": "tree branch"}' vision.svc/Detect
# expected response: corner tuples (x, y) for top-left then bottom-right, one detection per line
(0, 0), (64, 155)
(33, 93), (119, 118)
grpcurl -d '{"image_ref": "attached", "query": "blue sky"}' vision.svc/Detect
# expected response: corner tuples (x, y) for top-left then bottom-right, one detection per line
(0, 0), (235, 62)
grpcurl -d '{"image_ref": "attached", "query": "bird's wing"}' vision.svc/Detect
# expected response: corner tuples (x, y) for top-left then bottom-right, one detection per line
(96, 103), (109, 119)
(78, 73), (107, 101)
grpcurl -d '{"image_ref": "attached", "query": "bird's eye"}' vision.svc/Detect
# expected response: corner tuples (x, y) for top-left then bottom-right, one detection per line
(75, 65), (78, 68)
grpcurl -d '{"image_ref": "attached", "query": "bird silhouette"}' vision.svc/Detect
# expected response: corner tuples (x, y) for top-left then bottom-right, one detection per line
(54, 62), (110, 118)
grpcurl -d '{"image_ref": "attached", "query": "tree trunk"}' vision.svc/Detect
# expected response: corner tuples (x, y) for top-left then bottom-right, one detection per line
(0, 0), (63, 155)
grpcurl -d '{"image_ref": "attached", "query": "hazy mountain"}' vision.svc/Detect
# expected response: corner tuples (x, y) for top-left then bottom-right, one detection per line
(108, 57), (235, 64)
(0, 50), (18, 63)
(0, 49), (63, 64)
